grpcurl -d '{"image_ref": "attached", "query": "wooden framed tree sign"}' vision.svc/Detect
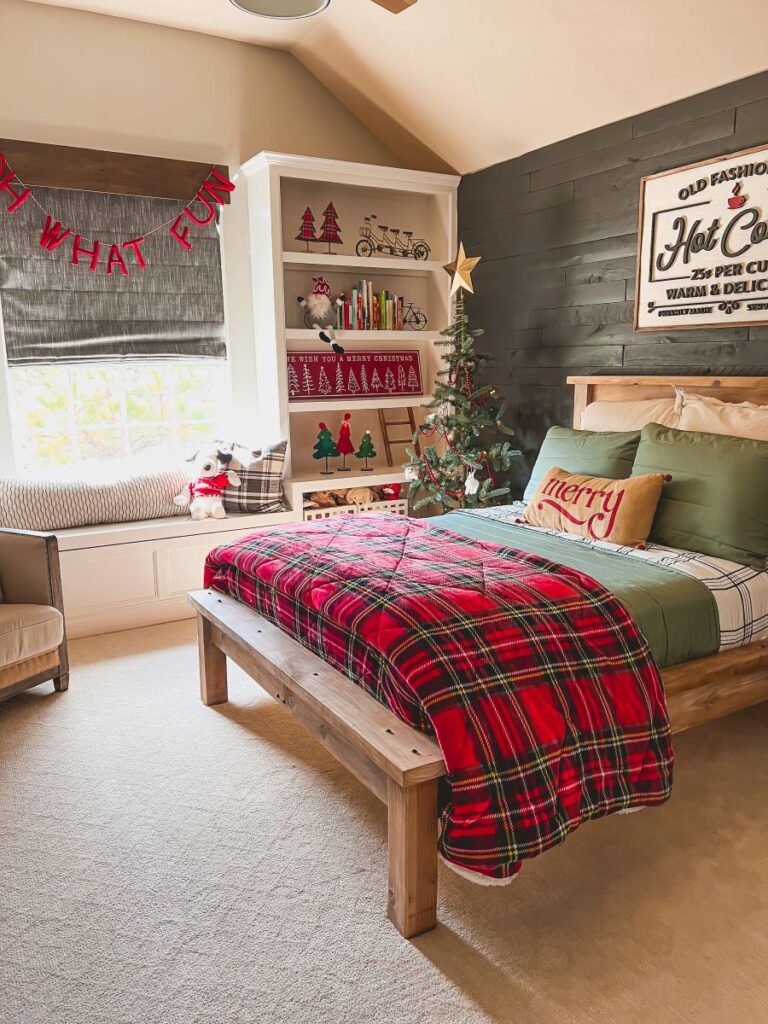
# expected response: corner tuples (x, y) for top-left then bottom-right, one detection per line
(635, 142), (768, 331)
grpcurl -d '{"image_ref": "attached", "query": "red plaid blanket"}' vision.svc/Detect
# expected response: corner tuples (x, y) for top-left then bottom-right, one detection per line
(205, 514), (673, 881)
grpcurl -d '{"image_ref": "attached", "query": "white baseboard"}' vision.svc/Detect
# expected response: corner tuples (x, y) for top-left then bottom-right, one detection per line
(66, 596), (195, 639)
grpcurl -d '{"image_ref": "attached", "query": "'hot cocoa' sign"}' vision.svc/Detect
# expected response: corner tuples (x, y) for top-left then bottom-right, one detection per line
(636, 143), (768, 330)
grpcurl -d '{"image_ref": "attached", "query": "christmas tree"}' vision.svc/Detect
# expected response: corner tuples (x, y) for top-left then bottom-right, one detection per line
(313, 422), (339, 475)
(319, 202), (342, 252)
(296, 207), (317, 251)
(287, 363), (300, 397)
(355, 430), (376, 472)
(405, 244), (520, 512)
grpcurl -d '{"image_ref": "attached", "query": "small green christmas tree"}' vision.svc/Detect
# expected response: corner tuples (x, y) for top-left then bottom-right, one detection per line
(313, 421), (339, 475)
(355, 430), (376, 472)
(405, 244), (521, 511)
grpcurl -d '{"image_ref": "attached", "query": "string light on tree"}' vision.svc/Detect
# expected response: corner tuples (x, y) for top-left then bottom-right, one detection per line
(405, 243), (521, 511)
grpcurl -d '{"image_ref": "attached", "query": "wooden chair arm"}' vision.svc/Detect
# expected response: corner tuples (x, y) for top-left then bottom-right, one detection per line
(0, 529), (63, 612)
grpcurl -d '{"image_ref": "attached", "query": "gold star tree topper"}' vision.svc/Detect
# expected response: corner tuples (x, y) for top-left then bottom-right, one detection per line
(443, 242), (481, 296)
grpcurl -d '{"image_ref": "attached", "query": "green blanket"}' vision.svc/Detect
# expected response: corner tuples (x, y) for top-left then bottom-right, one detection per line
(442, 511), (719, 669)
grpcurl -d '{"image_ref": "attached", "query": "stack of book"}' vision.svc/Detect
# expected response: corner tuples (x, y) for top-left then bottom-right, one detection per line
(337, 281), (404, 331)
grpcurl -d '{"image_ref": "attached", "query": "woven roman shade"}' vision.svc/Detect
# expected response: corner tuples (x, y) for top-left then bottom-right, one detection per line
(0, 187), (226, 365)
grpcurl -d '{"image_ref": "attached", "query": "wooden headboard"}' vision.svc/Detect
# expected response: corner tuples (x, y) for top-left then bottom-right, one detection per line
(567, 375), (768, 429)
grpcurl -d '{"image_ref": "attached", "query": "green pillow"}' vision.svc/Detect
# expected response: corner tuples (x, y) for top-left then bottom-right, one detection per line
(632, 423), (768, 567)
(524, 427), (641, 502)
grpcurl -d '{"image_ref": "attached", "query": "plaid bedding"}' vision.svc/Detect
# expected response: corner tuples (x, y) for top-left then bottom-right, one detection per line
(205, 514), (673, 881)
(474, 502), (768, 650)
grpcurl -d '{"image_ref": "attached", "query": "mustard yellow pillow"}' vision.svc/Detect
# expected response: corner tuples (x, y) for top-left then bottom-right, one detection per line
(524, 468), (665, 547)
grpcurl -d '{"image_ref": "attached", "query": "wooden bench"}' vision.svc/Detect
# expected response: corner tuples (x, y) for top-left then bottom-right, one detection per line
(189, 588), (446, 939)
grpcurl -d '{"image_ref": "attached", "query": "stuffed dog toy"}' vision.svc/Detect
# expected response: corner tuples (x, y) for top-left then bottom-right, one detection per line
(174, 449), (241, 521)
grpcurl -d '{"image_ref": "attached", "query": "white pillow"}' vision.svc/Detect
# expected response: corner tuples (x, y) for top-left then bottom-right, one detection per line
(678, 391), (768, 441)
(580, 394), (681, 431)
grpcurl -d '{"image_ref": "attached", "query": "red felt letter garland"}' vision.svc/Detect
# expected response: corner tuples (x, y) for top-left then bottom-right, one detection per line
(39, 216), (72, 251)
(0, 153), (234, 278)
(0, 168), (32, 213)
(122, 237), (147, 269)
(106, 243), (129, 277)
(169, 214), (192, 251)
(71, 235), (101, 272)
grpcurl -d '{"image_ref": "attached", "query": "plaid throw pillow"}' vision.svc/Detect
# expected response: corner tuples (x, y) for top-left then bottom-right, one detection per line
(217, 441), (287, 514)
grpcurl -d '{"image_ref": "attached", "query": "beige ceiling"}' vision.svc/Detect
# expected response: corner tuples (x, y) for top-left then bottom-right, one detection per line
(24, 0), (768, 173)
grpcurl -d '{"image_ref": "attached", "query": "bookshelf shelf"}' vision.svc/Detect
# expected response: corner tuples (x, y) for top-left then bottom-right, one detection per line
(288, 469), (408, 509)
(242, 152), (459, 511)
(290, 468), (407, 488)
(285, 329), (443, 343)
(289, 395), (428, 414)
(282, 251), (445, 277)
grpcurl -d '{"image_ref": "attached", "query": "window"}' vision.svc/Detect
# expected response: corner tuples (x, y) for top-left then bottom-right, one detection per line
(11, 360), (227, 476)
(0, 180), (229, 478)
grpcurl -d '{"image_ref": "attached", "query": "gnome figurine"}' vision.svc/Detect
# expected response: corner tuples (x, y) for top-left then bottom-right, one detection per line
(297, 276), (345, 354)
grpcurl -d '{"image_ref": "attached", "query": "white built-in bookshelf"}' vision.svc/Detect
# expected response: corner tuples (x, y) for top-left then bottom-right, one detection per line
(241, 152), (459, 511)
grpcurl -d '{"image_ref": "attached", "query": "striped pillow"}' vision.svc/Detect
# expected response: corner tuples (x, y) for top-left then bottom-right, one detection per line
(0, 471), (189, 532)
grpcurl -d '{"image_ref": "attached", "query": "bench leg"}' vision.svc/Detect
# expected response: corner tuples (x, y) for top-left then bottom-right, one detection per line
(198, 615), (228, 706)
(387, 777), (438, 938)
(53, 672), (69, 692)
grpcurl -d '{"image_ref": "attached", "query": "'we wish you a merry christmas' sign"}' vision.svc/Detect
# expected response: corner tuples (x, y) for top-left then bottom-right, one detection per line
(636, 143), (768, 330)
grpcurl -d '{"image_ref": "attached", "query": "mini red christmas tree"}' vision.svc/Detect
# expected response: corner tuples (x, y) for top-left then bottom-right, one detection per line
(319, 201), (342, 252)
(296, 207), (318, 251)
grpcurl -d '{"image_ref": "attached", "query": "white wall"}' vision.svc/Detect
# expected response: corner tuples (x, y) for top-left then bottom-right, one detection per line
(0, 0), (398, 449)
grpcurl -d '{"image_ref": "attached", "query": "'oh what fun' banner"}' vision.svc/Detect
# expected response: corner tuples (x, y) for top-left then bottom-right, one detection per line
(0, 152), (235, 278)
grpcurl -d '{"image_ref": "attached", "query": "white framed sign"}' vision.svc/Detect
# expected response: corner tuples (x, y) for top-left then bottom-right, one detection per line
(635, 142), (768, 331)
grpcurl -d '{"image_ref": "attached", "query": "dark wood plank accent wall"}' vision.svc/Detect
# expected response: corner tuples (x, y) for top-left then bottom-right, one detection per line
(459, 71), (768, 486)
(0, 139), (230, 202)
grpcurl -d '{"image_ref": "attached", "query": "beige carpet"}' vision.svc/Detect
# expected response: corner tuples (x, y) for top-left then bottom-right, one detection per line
(1, 620), (767, 1024)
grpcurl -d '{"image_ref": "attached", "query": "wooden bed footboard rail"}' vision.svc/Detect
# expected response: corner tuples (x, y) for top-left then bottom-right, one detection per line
(189, 589), (445, 939)
(190, 589), (768, 939)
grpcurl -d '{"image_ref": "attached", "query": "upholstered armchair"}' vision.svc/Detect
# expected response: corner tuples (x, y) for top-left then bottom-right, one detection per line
(0, 530), (68, 701)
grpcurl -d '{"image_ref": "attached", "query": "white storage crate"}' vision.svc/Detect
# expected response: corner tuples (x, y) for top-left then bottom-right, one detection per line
(304, 498), (409, 521)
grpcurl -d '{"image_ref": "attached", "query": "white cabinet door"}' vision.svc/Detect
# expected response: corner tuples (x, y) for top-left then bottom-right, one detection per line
(61, 545), (158, 613)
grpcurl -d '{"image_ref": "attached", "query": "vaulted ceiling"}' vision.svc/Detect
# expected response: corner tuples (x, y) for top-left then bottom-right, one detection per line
(24, 0), (768, 174)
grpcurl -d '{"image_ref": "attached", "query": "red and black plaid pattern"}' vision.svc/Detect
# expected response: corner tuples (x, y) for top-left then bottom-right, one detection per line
(205, 514), (673, 881)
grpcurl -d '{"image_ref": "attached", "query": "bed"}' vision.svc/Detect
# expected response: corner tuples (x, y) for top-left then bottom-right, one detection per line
(189, 375), (768, 938)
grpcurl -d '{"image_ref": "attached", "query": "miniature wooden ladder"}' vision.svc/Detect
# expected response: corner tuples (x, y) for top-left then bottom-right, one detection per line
(378, 407), (421, 467)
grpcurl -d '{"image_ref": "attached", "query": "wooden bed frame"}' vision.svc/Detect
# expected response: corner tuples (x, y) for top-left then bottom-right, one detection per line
(191, 375), (768, 939)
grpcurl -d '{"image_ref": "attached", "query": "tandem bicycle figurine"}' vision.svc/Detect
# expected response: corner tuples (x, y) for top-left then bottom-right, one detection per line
(356, 215), (431, 261)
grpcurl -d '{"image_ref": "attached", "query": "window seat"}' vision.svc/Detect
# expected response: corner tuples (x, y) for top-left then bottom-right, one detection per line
(55, 509), (301, 552)
(55, 508), (302, 639)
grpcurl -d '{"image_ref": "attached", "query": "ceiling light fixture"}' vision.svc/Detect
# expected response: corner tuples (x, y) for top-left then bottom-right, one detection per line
(228, 0), (331, 18)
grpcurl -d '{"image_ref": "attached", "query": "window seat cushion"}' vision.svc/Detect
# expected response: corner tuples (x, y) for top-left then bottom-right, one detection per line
(0, 471), (189, 532)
